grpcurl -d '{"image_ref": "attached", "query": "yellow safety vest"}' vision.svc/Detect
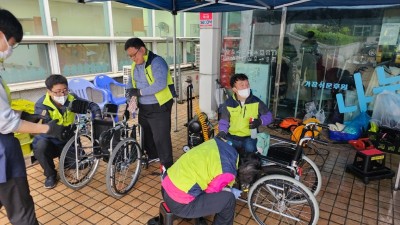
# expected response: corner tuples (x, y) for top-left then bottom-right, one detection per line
(42, 93), (75, 126)
(131, 52), (174, 106)
(0, 77), (11, 103)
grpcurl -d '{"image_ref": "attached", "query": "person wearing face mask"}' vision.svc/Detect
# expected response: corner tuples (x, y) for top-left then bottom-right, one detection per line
(216, 73), (273, 153)
(124, 38), (176, 169)
(0, 9), (67, 225)
(32, 74), (102, 189)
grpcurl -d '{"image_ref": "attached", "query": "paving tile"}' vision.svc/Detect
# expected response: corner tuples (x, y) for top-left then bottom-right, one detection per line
(0, 100), (398, 225)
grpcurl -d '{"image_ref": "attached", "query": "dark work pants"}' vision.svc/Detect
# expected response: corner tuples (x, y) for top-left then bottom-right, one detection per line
(138, 99), (173, 168)
(32, 138), (63, 178)
(163, 190), (236, 225)
(0, 177), (39, 225)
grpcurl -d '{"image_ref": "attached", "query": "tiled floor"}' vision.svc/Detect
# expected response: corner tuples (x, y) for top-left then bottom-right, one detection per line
(1, 100), (400, 225)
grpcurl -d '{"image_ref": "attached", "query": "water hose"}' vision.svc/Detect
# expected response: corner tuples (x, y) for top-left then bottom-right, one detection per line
(194, 103), (209, 141)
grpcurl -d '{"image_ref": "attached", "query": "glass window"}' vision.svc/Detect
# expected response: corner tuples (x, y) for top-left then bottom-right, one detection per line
(156, 42), (182, 65)
(116, 42), (152, 71)
(185, 13), (199, 37)
(57, 43), (111, 76)
(222, 11), (242, 37)
(186, 41), (199, 63)
(2, 44), (51, 84)
(111, 2), (151, 37)
(154, 10), (181, 37)
(48, 0), (107, 36)
(0, 0), (46, 36)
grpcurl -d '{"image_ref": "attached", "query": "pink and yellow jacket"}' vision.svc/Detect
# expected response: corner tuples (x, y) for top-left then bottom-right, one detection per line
(161, 138), (239, 204)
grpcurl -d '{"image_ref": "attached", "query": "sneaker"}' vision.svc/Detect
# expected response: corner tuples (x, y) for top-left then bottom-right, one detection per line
(44, 176), (57, 189)
(148, 158), (160, 164)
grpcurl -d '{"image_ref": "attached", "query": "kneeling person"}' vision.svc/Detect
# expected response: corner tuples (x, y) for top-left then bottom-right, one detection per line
(161, 138), (260, 225)
(32, 74), (102, 189)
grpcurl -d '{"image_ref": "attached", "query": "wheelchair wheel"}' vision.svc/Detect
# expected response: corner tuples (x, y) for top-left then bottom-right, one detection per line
(248, 174), (319, 225)
(106, 137), (142, 198)
(59, 134), (99, 190)
(299, 155), (322, 197)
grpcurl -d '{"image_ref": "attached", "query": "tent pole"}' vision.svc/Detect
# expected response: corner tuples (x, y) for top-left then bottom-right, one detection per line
(272, 7), (287, 118)
(173, 13), (178, 132)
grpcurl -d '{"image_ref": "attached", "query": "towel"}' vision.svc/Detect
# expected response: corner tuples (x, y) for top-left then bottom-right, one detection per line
(256, 133), (270, 156)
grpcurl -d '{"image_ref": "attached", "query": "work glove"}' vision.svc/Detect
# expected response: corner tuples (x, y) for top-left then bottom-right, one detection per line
(249, 118), (262, 129)
(46, 120), (71, 141)
(231, 188), (242, 199)
(125, 88), (141, 98)
(215, 131), (227, 140)
(20, 111), (45, 123)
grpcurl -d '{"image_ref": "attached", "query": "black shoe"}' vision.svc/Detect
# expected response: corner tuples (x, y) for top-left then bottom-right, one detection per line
(44, 176), (57, 189)
(195, 217), (207, 225)
(147, 216), (160, 225)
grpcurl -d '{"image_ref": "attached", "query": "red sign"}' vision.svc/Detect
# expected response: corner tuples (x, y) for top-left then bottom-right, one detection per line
(199, 12), (213, 28)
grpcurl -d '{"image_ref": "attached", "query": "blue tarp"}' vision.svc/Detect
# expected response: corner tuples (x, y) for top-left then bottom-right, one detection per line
(85, 0), (400, 12)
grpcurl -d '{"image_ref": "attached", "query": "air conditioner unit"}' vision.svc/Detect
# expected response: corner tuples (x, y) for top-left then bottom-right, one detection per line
(181, 70), (199, 99)
(123, 65), (131, 96)
(123, 65), (131, 85)
(195, 44), (200, 67)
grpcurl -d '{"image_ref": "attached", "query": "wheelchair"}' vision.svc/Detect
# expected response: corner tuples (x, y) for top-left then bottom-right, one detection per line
(58, 100), (145, 198)
(237, 121), (328, 225)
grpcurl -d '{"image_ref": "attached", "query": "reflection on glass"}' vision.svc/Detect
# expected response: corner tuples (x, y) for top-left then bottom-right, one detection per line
(186, 41), (199, 63)
(49, 0), (106, 36)
(154, 10), (181, 37)
(1, 0), (45, 36)
(111, 2), (150, 37)
(157, 42), (182, 65)
(57, 43), (111, 76)
(2, 44), (50, 84)
(186, 13), (200, 37)
(220, 7), (400, 125)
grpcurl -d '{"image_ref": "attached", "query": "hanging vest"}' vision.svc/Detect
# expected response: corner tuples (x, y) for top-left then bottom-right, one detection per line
(42, 93), (75, 126)
(131, 51), (174, 106)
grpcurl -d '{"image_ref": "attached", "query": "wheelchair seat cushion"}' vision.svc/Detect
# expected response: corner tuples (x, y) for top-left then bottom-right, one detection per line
(266, 146), (297, 166)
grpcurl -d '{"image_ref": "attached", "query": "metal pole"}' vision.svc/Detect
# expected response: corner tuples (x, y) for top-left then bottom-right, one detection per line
(173, 13), (178, 132)
(318, 49), (329, 112)
(295, 48), (305, 118)
(272, 7), (287, 118)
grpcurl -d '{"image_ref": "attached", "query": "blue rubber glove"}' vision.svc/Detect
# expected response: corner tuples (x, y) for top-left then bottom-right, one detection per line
(231, 188), (242, 199)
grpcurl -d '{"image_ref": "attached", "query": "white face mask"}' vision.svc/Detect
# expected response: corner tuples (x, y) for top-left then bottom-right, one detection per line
(53, 95), (68, 105)
(237, 88), (250, 98)
(0, 35), (13, 64)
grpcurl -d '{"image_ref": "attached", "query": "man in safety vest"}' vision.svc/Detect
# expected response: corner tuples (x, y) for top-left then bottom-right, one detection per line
(125, 37), (176, 169)
(32, 74), (102, 189)
(161, 137), (260, 225)
(0, 9), (66, 225)
(217, 73), (273, 153)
